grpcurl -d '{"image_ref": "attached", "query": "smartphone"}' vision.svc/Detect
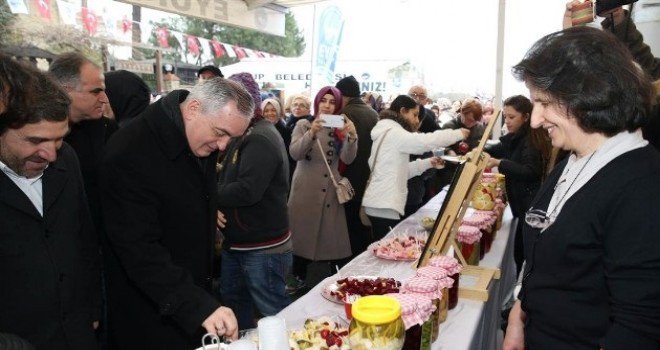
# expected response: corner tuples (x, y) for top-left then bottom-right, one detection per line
(320, 114), (345, 129)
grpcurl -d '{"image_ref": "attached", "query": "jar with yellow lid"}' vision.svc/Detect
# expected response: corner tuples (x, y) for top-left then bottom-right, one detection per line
(349, 295), (405, 350)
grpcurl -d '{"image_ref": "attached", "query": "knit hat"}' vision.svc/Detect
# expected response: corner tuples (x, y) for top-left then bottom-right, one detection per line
(228, 72), (262, 118)
(197, 65), (223, 78)
(335, 75), (360, 97)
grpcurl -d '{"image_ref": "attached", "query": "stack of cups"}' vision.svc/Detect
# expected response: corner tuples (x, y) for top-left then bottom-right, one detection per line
(257, 316), (288, 350)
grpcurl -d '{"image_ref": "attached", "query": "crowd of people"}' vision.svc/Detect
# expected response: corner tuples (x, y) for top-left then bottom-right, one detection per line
(0, 2), (659, 350)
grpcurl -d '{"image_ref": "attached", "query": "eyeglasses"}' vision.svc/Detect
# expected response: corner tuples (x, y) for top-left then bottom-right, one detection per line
(410, 92), (427, 100)
(524, 208), (554, 230)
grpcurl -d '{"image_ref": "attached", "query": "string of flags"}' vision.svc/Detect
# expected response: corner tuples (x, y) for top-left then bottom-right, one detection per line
(5, 0), (279, 61)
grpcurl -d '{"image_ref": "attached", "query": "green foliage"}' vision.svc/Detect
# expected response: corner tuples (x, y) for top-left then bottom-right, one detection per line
(145, 11), (305, 67)
(0, 1), (15, 45)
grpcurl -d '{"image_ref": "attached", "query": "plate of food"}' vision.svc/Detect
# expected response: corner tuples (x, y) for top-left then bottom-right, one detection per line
(440, 155), (467, 163)
(321, 276), (401, 304)
(370, 235), (427, 261)
(289, 316), (350, 350)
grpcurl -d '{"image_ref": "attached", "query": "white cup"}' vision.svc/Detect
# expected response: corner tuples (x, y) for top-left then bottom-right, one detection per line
(257, 317), (288, 350)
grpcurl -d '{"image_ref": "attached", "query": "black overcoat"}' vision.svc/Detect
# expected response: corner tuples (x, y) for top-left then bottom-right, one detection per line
(0, 143), (100, 350)
(100, 91), (220, 349)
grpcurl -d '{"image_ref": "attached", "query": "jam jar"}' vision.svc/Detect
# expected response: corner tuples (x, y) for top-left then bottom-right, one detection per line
(387, 293), (434, 350)
(349, 295), (405, 350)
(428, 255), (462, 310)
(401, 276), (443, 342)
(416, 266), (454, 324)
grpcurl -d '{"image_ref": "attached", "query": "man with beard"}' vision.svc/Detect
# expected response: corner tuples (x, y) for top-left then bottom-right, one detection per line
(0, 60), (101, 350)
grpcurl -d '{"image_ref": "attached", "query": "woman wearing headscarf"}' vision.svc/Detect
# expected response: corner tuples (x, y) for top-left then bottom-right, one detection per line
(287, 86), (357, 286)
(503, 27), (660, 350)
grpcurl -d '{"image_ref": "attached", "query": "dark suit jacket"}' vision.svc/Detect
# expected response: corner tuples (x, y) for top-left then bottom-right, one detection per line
(0, 143), (100, 350)
(101, 91), (220, 349)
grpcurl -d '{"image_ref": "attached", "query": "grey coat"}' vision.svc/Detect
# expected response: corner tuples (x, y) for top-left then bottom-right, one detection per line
(288, 120), (358, 260)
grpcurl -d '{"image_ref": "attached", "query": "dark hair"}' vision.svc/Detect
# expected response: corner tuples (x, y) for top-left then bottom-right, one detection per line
(0, 54), (38, 120)
(389, 94), (418, 114)
(384, 94), (418, 131)
(48, 52), (98, 90)
(512, 26), (655, 136)
(460, 98), (483, 121)
(313, 86), (343, 117)
(503, 95), (533, 134)
(197, 65), (224, 78)
(0, 71), (71, 134)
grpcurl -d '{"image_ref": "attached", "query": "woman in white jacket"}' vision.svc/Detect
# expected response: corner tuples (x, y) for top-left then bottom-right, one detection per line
(362, 94), (469, 239)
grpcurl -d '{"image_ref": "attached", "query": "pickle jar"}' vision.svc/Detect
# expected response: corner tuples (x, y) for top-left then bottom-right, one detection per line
(428, 256), (462, 310)
(386, 293), (434, 350)
(349, 295), (405, 350)
(415, 266), (453, 324)
(401, 276), (443, 342)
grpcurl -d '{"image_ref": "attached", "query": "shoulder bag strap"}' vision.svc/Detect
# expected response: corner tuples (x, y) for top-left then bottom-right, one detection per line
(366, 128), (392, 184)
(317, 138), (340, 189)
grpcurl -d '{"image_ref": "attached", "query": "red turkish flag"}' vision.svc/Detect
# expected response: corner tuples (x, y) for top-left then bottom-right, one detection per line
(186, 35), (200, 57)
(121, 16), (132, 34)
(233, 46), (247, 59)
(156, 27), (170, 48)
(210, 38), (226, 58)
(36, 0), (51, 21)
(81, 7), (98, 35)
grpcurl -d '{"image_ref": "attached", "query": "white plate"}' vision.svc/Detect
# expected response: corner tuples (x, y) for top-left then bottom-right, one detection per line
(440, 155), (466, 163)
(321, 276), (400, 304)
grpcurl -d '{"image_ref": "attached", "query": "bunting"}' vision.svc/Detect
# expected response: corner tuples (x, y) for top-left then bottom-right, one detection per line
(10, 1), (279, 62)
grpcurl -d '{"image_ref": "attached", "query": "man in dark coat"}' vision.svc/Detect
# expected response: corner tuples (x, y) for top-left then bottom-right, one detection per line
(100, 78), (254, 349)
(335, 75), (379, 256)
(49, 53), (118, 239)
(0, 61), (100, 350)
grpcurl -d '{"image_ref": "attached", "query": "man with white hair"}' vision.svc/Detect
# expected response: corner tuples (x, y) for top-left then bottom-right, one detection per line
(100, 78), (254, 349)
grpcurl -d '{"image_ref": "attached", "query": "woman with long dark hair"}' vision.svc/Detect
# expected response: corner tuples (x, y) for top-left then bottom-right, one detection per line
(362, 94), (468, 240)
(486, 95), (545, 274)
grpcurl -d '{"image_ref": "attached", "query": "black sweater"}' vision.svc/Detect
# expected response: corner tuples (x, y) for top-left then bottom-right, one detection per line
(486, 130), (542, 217)
(520, 145), (660, 350)
(217, 119), (290, 250)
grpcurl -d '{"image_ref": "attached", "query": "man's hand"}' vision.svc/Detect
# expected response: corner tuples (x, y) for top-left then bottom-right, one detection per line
(487, 157), (501, 169)
(216, 211), (227, 229)
(202, 306), (238, 341)
(459, 128), (470, 140)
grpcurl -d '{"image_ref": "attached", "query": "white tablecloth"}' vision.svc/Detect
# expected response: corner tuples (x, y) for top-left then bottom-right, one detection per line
(278, 190), (517, 350)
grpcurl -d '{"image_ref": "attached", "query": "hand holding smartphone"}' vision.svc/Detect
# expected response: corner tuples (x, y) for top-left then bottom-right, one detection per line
(320, 114), (345, 129)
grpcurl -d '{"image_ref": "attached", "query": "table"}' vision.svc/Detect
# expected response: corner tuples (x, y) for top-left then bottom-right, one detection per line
(278, 190), (517, 350)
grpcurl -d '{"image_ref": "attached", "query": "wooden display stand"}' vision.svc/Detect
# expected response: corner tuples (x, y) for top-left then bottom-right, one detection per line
(418, 111), (502, 302)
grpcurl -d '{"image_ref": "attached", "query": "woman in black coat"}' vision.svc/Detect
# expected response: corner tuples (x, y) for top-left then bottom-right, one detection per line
(486, 95), (545, 275)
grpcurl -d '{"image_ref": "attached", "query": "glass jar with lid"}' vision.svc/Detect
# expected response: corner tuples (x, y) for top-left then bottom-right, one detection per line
(401, 276), (443, 342)
(416, 266), (454, 324)
(457, 225), (481, 265)
(387, 293), (434, 350)
(428, 255), (462, 310)
(349, 295), (405, 350)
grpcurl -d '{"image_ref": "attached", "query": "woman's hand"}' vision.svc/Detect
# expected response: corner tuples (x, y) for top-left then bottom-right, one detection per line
(342, 116), (357, 140)
(430, 156), (445, 169)
(503, 300), (526, 350)
(487, 156), (501, 168)
(310, 118), (325, 135)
